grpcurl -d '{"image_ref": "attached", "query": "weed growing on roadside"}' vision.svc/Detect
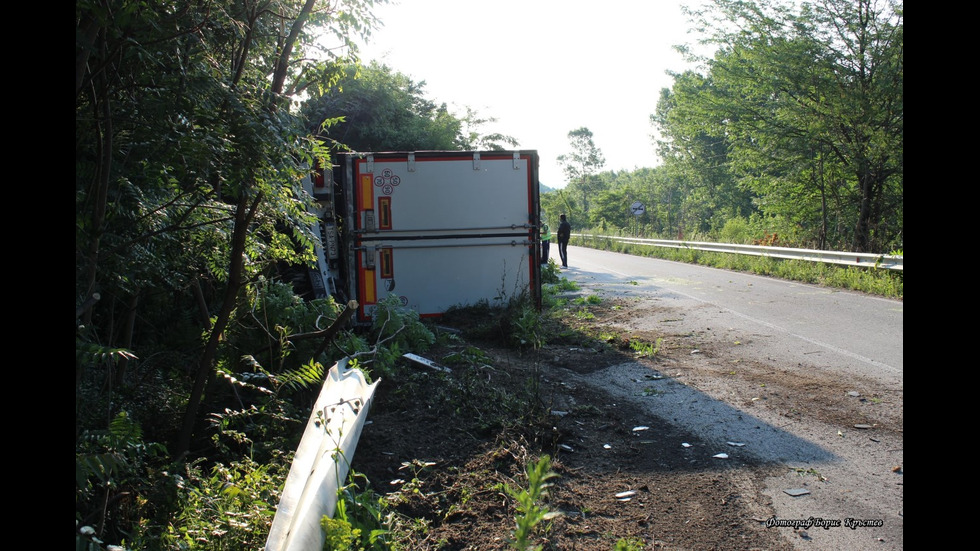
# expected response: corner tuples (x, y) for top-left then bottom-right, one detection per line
(512, 305), (546, 350)
(573, 294), (602, 306)
(541, 260), (562, 284)
(505, 455), (560, 551)
(547, 296), (569, 309)
(574, 309), (595, 320)
(442, 346), (492, 368)
(326, 470), (393, 550)
(613, 537), (646, 550)
(548, 277), (579, 293)
(629, 337), (662, 357)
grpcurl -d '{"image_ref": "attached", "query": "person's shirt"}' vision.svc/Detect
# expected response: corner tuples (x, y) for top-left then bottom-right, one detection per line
(541, 223), (552, 241)
(558, 221), (571, 240)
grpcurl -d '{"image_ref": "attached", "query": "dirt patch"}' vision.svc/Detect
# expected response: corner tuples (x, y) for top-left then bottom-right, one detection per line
(351, 296), (902, 550)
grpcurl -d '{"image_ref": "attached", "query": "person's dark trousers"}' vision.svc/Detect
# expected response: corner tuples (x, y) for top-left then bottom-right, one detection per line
(558, 240), (568, 267)
(541, 241), (550, 264)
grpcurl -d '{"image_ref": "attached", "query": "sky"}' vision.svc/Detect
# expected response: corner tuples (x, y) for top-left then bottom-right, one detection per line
(353, 0), (703, 188)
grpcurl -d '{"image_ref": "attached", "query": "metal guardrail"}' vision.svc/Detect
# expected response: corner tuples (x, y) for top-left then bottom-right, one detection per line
(572, 234), (903, 271)
(265, 359), (378, 551)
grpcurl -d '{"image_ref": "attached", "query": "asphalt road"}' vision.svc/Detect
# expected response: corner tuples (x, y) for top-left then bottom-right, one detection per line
(559, 245), (904, 550)
(562, 245), (903, 384)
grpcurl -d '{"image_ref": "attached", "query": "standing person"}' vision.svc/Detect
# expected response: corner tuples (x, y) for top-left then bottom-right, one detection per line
(557, 213), (571, 268)
(540, 219), (552, 265)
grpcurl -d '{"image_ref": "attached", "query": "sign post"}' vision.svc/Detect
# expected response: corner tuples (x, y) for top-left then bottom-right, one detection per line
(629, 201), (645, 236)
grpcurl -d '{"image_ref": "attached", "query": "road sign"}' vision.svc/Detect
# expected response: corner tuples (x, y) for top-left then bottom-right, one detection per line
(630, 201), (645, 216)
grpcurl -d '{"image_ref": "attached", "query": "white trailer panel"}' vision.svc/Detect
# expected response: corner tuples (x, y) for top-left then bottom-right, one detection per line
(339, 151), (540, 323)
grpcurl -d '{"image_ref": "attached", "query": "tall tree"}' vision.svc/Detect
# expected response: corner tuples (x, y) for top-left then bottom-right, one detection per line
(76, 0), (386, 457)
(652, 74), (754, 237)
(557, 127), (606, 218)
(303, 61), (518, 152)
(680, 0), (903, 252)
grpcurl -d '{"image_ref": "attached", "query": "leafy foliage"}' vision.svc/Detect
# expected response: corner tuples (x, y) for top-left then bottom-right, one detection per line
(325, 470), (394, 550)
(302, 60), (517, 153)
(364, 295), (436, 377)
(505, 455), (560, 551)
(75, 411), (170, 549)
(664, 0), (903, 252)
(156, 457), (288, 550)
(557, 127), (607, 218)
(544, 1), (902, 254)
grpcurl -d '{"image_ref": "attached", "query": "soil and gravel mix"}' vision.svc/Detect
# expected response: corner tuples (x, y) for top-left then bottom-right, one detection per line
(351, 291), (902, 550)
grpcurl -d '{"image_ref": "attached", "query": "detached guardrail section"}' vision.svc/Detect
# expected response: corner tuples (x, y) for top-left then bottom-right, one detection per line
(573, 234), (903, 272)
(265, 359), (379, 551)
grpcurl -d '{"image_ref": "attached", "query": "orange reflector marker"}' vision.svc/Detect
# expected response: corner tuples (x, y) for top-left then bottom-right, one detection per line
(378, 197), (392, 230)
(380, 248), (393, 279)
(361, 269), (376, 304)
(359, 174), (374, 211)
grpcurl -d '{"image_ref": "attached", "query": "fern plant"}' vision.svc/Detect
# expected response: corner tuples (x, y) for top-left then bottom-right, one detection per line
(75, 411), (167, 550)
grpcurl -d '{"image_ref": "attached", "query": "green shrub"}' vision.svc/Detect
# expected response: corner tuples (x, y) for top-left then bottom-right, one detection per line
(153, 456), (288, 551)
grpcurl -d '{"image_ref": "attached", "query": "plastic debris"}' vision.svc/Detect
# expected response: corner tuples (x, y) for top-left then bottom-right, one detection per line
(560, 444), (575, 452)
(784, 488), (810, 497)
(681, 442), (692, 448)
(615, 490), (637, 499)
(402, 353), (451, 373)
(712, 453), (729, 459)
(726, 441), (746, 447)
(603, 444), (612, 449)
(853, 424), (872, 429)
(632, 426), (650, 432)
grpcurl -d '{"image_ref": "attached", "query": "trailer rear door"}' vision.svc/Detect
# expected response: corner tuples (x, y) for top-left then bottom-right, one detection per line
(340, 151), (540, 323)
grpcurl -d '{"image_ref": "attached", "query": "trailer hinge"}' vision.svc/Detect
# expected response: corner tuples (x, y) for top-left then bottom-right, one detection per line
(366, 155), (374, 173)
(407, 153), (416, 172)
(472, 152), (480, 170)
(513, 151), (521, 169)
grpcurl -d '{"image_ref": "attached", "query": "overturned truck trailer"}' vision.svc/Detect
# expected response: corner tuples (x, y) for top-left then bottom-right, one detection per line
(266, 151), (541, 549)
(303, 150), (542, 323)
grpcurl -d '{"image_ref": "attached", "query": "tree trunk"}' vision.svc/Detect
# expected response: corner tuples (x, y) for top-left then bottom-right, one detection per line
(174, 0), (315, 457)
(175, 192), (264, 458)
(82, 65), (113, 328)
(272, 0), (317, 96)
(853, 163), (874, 253)
(114, 293), (140, 387)
(818, 153), (828, 250)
